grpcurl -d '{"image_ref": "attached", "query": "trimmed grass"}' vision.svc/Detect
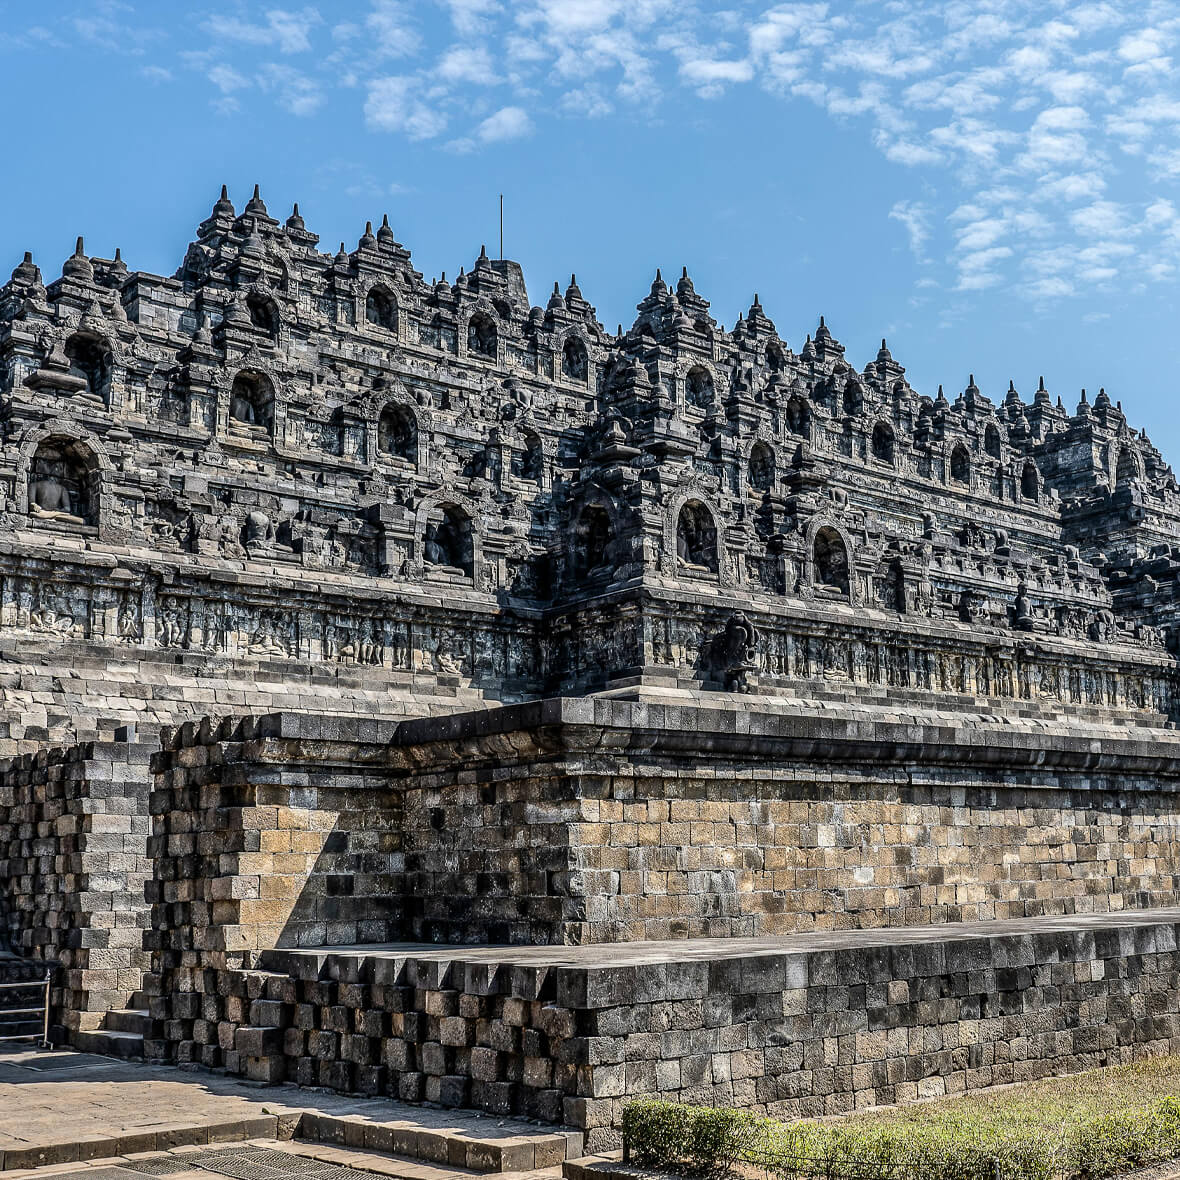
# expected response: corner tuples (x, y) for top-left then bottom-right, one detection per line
(835, 1055), (1180, 1137)
(623, 1057), (1180, 1180)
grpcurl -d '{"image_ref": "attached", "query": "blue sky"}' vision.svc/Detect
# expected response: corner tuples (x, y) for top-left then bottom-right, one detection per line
(4, 1), (1180, 454)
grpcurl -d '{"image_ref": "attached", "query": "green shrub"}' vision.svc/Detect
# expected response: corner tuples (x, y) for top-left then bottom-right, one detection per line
(622, 1093), (1180, 1180)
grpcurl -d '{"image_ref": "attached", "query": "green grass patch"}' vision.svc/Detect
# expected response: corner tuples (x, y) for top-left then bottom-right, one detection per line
(623, 1056), (1180, 1180)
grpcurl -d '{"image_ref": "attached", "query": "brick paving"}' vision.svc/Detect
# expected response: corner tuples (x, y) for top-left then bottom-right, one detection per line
(0, 1047), (573, 1178)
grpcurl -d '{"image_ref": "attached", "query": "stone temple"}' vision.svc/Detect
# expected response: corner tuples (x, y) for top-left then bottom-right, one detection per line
(4, 185), (1180, 1148)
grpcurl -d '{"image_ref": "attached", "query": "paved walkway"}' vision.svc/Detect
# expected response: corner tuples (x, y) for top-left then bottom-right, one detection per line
(0, 1047), (573, 1179)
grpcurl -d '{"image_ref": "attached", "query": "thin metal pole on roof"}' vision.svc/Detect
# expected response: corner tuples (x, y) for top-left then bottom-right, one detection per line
(499, 194), (503, 260)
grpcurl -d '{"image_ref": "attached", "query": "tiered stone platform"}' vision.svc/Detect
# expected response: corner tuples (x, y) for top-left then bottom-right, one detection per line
(253, 910), (1180, 1150)
(134, 698), (1180, 1148)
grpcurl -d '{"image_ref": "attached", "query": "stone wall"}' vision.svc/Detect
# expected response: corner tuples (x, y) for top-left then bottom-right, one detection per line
(145, 702), (1180, 951)
(138, 701), (1180, 1142)
(146, 715), (407, 957)
(148, 910), (1180, 1151)
(0, 627), (505, 758)
(0, 738), (152, 1026)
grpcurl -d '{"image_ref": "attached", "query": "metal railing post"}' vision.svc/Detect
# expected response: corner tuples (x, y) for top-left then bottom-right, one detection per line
(41, 970), (51, 1049)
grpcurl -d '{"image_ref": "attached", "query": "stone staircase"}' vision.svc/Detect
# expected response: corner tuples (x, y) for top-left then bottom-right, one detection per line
(72, 989), (150, 1058)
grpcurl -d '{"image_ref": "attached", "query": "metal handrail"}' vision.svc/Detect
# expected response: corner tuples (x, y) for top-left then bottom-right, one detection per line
(0, 970), (53, 1048)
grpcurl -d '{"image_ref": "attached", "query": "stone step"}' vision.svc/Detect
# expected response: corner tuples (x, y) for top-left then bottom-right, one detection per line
(563, 1151), (625, 1180)
(72, 1028), (144, 1058)
(288, 1109), (583, 1173)
(102, 1008), (149, 1035)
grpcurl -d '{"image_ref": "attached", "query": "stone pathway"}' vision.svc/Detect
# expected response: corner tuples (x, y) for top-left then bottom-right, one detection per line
(0, 1047), (576, 1179)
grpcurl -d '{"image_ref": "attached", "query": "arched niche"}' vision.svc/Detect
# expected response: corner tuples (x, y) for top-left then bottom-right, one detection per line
(562, 336), (588, 383)
(246, 292), (280, 340)
(512, 429), (543, 482)
(984, 422), (1002, 459)
(27, 435), (102, 528)
(843, 381), (864, 416)
(676, 499), (718, 573)
(871, 420), (895, 465)
(228, 369), (275, 435)
(748, 441), (775, 492)
(64, 333), (112, 403)
(950, 443), (971, 484)
(573, 504), (614, 580)
(423, 503), (474, 578)
(785, 396), (811, 438)
(365, 285), (398, 332)
(686, 366), (714, 411)
(1020, 460), (1039, 502)
(467, 311), (497, 359)
(813, 525), (850, 597)
(766, 341), (785, 372)
(1115, 446), (1141, 486)
(378, 402), (418, 464)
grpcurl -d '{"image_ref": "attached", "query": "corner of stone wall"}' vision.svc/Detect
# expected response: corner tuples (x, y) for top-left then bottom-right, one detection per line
(0, 734), (154, 1032)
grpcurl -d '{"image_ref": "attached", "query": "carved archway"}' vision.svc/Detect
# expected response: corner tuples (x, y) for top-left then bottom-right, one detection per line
(871, 420), (895, 466)
(217, 354), (285, 441)
(803, 516), (858, 603)
(747, 439), (775, 493)
(566, 485), (626, 584)
(413, 493), (482, 583)
(16, 419), (112, 532)
(364, 284), (398, 333)
(462, 303), (499, 361)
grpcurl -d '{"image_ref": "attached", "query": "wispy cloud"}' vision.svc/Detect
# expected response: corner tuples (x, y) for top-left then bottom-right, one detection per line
(364, 74), (447, 138)
(205, 7), (322, 53)
(44, 0), (1180, 308)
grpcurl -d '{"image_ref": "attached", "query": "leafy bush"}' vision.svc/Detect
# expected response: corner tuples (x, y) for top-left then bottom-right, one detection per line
(622, 1093), (1180, 1180)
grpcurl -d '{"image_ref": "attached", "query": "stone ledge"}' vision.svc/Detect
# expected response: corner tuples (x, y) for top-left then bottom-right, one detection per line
(261, 906), (1180, 999)
(207, 696), (1180, 778)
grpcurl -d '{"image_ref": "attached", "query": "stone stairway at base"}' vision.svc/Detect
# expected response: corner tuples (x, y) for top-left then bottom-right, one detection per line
(71, 990), (150, 1058)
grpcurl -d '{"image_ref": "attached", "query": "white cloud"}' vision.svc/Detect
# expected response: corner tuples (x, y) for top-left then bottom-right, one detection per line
(437, 45), (498, 85)
(365, 0), (420, 56)
(364, 76), (447, 139)
(889, 200), (930, 258)
(443, 0), (500, 37)
(260, 64), (324, 116)
(679, 56), (754, 96)
(208, 65), (250, 94)
(477, 105), (533, 142)
(204, 7), (321, 54)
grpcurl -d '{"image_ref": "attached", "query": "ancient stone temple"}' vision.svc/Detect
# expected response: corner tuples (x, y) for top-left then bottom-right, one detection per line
(4, 186), (1180, 1146)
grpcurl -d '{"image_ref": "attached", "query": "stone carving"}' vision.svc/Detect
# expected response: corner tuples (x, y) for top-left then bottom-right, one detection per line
(157, 598), (187, 648)
(30, 602), (74, 636)
(0, 182), (1174, 745)
(117, 600), (141, 644)
(717, 611), (758, 693)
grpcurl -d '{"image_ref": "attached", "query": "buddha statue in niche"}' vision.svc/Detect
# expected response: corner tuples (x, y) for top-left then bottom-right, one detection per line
(29, 456), (87, 525)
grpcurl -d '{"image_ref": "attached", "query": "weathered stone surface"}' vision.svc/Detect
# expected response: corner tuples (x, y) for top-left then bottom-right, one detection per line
(150, 908), (1180, 1151)
(145, 701), (1180, 947)
(0, 189), (1175, 754)
(7, 184), (1180, 1143)
(0, 740), (152, 1018)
